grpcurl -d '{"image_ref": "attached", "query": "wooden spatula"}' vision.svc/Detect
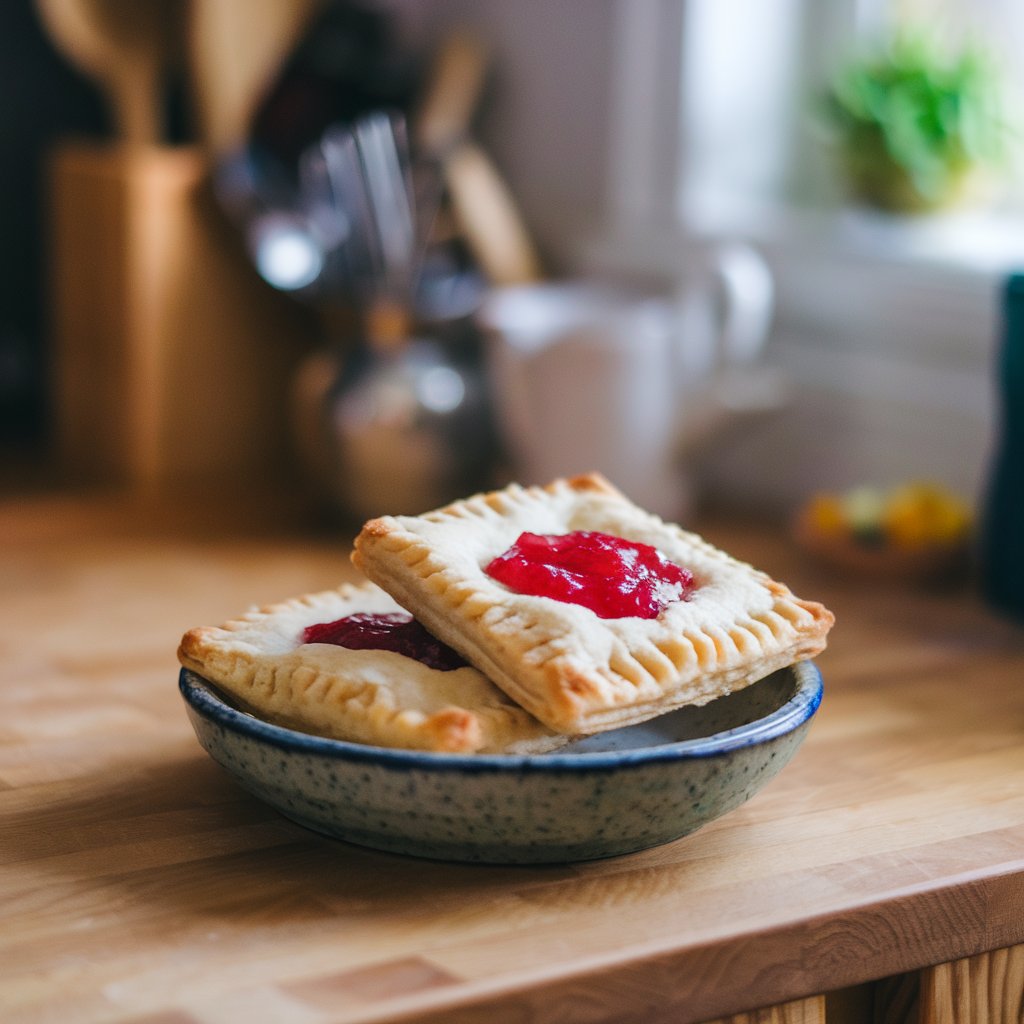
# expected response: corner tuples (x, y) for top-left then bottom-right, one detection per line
(186, 0), (323, 154)
(444, 140), (543, 286)
(414, 29), (543, 285)
(35, 0), (181, 144)
(414, 29), (489, 158)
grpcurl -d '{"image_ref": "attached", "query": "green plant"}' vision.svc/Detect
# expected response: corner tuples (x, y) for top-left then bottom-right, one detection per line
(823, 31), (1008, 212)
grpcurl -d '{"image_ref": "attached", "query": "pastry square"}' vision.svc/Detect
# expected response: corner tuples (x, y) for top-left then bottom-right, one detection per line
(352, 474), (834, 734)
(177, 581), (564, 754)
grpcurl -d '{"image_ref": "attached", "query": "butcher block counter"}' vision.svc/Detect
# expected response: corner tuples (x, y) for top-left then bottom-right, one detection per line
(3, 490), (1024, 1024)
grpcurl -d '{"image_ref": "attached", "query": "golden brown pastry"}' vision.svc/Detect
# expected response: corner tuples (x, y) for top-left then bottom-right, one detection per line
(352, 473), (834, 734)
(177, 581), (565, 754)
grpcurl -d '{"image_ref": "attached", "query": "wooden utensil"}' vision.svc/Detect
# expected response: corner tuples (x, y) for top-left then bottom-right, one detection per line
(444, 141), (543, 286)
(412, 29), (542, 285)
(414, 29), (489, 158)
(34, 0), (180, 144)
(186, 0), (323, 154)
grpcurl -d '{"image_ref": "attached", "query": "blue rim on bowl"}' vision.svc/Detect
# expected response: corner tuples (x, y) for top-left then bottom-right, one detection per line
(179, 662), (822, 771)
(179, 662), (822, 862)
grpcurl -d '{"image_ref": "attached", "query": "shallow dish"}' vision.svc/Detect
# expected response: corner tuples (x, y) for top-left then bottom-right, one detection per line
(179, 661), (822, 864)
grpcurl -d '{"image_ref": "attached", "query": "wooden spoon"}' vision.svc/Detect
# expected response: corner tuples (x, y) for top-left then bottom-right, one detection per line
(35, 0), (180, 144)
(186, 0), (324, 155)
(414, 29), (489, 158)
(444, 141), (543, 286)
(414, 30), (542, 285)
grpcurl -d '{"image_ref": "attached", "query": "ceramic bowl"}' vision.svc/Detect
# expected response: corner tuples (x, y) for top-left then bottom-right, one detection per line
(179, 661), (822, 864)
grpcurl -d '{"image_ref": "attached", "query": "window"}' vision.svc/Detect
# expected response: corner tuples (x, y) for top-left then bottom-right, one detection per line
(604, 0), (1024, 267)
(590, 0), (1019, 507)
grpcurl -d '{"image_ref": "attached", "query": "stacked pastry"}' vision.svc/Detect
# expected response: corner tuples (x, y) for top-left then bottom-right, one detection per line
(178, 474), (834, 753)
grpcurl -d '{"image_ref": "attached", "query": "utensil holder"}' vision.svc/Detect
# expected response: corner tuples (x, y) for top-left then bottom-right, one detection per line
(48, 142), (315, 491)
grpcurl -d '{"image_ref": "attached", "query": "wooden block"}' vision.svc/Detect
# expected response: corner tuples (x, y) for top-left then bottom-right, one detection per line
(48, 142), (315, 490)
(920, 944), (1024, 1024)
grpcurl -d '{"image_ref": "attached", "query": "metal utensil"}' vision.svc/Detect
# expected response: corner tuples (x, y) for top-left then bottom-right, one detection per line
(354, 112), (417, 301)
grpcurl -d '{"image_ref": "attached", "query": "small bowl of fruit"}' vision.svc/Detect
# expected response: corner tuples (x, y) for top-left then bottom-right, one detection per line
(794, 481), (973, 583)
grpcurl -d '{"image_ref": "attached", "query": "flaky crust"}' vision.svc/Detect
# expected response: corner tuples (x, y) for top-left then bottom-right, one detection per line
(177, 581), (565, 754)
(352, 473), (834, 734)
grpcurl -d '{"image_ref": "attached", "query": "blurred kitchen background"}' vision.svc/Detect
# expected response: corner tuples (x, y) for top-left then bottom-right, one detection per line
(4, 0), (1024, 549)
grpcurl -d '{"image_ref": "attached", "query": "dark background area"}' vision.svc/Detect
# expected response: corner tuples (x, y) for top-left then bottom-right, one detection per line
(0, 0), (109, 448)
(0, 0), (416, 456)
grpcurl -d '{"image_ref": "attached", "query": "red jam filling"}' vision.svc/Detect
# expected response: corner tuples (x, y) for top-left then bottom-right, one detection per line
(485, 530), (694, 619)
(302, 613), (467, 672)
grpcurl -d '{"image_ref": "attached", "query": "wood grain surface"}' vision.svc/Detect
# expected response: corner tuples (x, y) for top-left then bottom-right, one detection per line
(3, 492), (1024, 1024)
(920, 945), (1024, 1024)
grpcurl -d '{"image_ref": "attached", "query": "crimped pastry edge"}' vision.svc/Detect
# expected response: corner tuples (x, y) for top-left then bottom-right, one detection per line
(177, 581), (566, 754)
(352, 473), (835, 734)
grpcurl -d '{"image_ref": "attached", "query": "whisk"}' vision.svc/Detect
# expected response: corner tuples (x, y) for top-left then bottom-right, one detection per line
(297, 111), (440, 317)
(214, 110), (438, 313)
(216, 109), (496, 516)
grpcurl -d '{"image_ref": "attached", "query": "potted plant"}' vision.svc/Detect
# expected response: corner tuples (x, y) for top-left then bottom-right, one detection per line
(823, 31), (1008, 214)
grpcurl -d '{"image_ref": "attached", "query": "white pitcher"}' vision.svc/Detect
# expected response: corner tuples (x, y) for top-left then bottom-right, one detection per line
(477, 243), (775, 519)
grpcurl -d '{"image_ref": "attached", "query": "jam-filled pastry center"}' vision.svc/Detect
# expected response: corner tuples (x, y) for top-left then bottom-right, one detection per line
(303, 613), (468, 672)
(485, 530), (695, 620)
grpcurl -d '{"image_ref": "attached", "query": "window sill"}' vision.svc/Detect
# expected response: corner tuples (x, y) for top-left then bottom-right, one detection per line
(578, 197), (1002, 506)
(587, 200), (1024, 278)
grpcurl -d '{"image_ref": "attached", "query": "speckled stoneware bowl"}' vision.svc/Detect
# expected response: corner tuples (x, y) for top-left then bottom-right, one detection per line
(179, 662), (822, 864)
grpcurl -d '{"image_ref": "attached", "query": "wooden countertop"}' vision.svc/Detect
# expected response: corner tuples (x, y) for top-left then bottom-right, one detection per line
(3, 491), (1024, 1024)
